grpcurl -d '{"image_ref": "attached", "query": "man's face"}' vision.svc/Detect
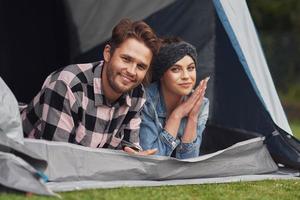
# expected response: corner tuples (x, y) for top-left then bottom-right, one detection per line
(103, 38), (153, 94)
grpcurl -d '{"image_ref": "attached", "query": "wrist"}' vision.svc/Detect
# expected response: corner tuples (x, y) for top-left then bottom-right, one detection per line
(181, 135), (196, 143)
(170, 110), (183, 120)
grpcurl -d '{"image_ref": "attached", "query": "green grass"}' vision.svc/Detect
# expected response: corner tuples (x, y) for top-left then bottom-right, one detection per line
(290, 120), (300, 138)
(1, 180), (300, 200)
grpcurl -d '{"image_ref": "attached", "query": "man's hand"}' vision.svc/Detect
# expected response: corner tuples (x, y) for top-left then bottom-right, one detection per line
(124, 146), (158, 156)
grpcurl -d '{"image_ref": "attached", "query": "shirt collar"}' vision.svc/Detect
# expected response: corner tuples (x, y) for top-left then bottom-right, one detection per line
(93, 61), (131, 107)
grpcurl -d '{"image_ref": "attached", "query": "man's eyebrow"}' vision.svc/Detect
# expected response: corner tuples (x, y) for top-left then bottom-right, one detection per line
(121, 53), (149, 68)
(121, 54), (132, 59)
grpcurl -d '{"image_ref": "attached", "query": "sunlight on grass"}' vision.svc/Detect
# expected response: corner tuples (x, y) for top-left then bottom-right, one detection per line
(1, 180), (300, 200)
(290, 121), (300, 139)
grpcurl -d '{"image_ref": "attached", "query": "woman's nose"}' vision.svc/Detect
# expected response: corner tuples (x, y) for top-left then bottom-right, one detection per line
(181, 69), (189, 79)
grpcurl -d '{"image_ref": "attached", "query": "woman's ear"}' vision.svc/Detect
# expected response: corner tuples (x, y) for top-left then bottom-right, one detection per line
(103, 44), (111, 62)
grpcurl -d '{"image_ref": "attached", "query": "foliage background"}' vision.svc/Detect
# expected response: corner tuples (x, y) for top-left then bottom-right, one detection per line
(248, 0), (300, 122)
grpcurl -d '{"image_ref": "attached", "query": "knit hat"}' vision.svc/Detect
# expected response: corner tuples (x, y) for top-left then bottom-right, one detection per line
(152, 41), (197, 82)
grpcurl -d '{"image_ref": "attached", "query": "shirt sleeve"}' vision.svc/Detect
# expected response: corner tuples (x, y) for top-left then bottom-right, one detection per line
(32, 80), (78, 142)
(139, 101), (180, 156)
(122, 109), (143, 150)
(121, 86), (146, 150)
(176, 98), (210, 159)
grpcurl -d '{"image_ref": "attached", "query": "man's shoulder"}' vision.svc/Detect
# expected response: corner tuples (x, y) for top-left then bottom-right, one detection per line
(48, 61), (102, 87)
(127, 84), (146, 111)
(131, 84), (145, 98)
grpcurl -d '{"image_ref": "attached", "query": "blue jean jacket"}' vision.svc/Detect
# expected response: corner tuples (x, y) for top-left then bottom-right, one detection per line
(140, 81), (209, 159)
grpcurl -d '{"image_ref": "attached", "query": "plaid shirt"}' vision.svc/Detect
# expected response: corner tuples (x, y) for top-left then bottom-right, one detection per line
(21, 61), (146, 149)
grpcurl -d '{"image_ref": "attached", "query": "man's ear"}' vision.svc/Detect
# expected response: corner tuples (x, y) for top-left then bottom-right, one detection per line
(103, 44), (111, 62)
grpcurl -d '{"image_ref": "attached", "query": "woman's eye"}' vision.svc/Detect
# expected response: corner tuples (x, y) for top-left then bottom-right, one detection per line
(170, 67), (180, 73)
(187, 66), (195, 71)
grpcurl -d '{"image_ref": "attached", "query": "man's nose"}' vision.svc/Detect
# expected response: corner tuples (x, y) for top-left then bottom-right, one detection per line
(126, 64), (136, 75)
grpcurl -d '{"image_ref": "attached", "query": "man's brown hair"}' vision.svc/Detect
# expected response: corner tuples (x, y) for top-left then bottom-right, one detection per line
(109, 18), (160, 85)
(109, 18), (160, 57)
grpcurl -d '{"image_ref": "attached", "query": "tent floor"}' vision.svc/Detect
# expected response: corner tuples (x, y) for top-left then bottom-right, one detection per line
(47, 167), (299, 192)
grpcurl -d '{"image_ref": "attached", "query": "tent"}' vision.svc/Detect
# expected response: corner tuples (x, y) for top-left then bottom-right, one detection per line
(1, 0), (300, 195)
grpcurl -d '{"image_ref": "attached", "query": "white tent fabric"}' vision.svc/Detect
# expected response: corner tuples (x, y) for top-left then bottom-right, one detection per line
(0, 134), (56, 196)
(215, 0), (292, 134)
(0, 151), (56, 196)
(23, 137), (277, 182)
(0, 77), (24, 144)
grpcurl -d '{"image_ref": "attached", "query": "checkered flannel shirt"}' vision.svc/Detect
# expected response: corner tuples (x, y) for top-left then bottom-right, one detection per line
(21, 61), (146, 149)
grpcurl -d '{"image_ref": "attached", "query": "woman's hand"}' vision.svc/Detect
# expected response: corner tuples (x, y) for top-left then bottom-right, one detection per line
(165, 77), (209, 139)
(180, 77), (208, 143)
(171, 83), (202, 118)
(172, 77), (208, 119)
(188, 77), (209, 121)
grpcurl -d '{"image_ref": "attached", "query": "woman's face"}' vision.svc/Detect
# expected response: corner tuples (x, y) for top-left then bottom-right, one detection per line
(161, 55), (196, 97)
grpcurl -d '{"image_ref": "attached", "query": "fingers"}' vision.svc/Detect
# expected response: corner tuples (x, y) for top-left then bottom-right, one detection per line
(186, 81), (203, 103)
(138, 148), (158, 156)
(195, 78), (208, 106)
(197, 77), (209, 97)
(188, 77), (209, 118)
(195, 92), (205, 110)
(123, 146), (137, 154)
(177, 80), (205, 113)
(173, 77), (209, 117)
(192, 77), (209, 98)
(124, 147), (158, 156)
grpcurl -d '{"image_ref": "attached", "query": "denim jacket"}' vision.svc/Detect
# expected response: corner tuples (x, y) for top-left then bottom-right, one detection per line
(140, 81), (209, 159)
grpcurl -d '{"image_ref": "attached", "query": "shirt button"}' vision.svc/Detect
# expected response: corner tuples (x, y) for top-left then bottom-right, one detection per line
(172, 141), (177, 148)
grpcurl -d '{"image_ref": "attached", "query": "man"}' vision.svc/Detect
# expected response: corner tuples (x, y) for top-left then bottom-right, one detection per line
(21, 19), (160, 155)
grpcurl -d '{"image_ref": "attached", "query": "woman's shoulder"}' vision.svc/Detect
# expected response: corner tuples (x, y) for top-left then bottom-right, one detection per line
(144, 82), (160, 101)
(142, 82), (160, 116)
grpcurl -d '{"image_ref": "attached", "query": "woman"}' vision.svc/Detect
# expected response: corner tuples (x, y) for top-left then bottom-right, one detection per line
(139, 38), (209, 159)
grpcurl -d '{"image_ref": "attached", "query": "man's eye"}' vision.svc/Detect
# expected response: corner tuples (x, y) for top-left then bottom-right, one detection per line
(122, 57), (130, 62)
(137, 64), (146, 71)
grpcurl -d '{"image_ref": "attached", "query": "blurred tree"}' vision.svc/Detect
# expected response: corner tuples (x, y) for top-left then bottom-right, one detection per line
(248, 0), (300, 98)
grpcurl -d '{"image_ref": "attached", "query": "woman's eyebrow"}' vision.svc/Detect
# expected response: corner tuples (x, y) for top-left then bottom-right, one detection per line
(171, 64), (181, 67)
(172, 62), (195, 68)
(187, 62), (195, 66)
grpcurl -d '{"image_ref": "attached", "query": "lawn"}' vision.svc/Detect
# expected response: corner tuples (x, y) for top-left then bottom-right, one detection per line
(290, 120), (300, 138)
(1, 180), (300, 200)
(1, 122), (300, 200)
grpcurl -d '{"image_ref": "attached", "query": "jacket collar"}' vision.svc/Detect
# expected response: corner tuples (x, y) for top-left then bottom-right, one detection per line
(147, 81), (167, 118)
